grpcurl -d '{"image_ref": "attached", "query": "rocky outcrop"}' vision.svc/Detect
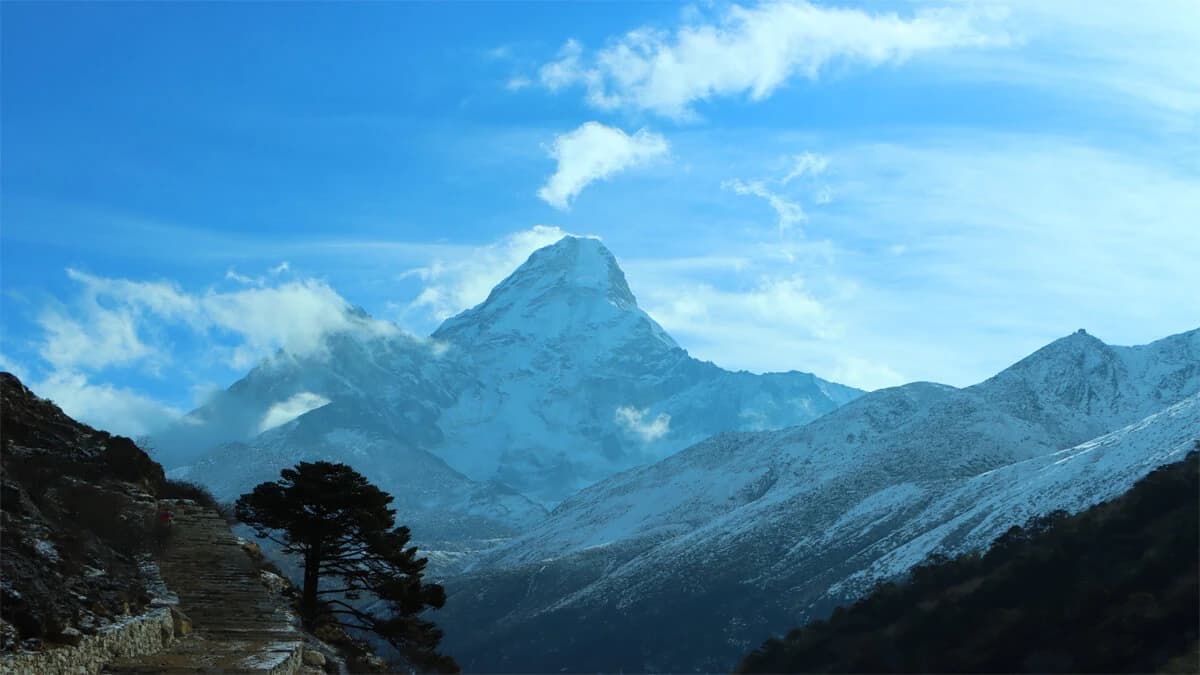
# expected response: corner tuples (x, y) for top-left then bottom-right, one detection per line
(1, 372), (164, 651)
(0, 374), (321, 673)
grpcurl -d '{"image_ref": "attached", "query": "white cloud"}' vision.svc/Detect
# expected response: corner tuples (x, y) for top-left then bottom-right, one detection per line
(722, 151), (829, 234)
(539, 39), (588, 91)
(37, 304), (160, 373)
(649, 132), (1200, 390)
(640, 277), (905, 389)
(782, 152), (829, 184)
(34, 269), (200, 373)
(723, 179), (807, 233)
(33, 371), (183, 437)
(199, 280), (367, 370)
(404, 225), (570, 322)
(641, 273), (843, 341)
(538, 122), (669, 210)
(40, 267), (390, 374)
(20, 265), (404, 438)
(950, 1), (1200, 123)
(258, 391), (332, 433)
(822, 137), (1200, 350)
(505, 76), (532, 91)
(614, 405), (671, 442)
(225, 269), (257, 284)
(0, 353), (31, 383)
(537, 1), (1007, 118)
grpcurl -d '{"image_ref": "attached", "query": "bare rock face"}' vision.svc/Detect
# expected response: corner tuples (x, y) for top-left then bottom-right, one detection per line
(0, 372), (164, 651)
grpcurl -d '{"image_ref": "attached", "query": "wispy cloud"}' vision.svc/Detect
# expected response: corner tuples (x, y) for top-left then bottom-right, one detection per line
(258, 391), (331, 433)
(403, 225), (570, 322)
(782, 152), (829, 185)
(722, 179), (807, 234)
(13, 265), (405, 436)
(538, 122), (669, 209)
(33, 371), (184, 438)
(614, 405), (671, 442)
(505, 76), (533, 91)
(607, 124), (1200, 392)
(47, 269), (387, 373)
(954, 0), (1200, 124)
(722, 150), (830, 234)
(536, 1), (1007, 119)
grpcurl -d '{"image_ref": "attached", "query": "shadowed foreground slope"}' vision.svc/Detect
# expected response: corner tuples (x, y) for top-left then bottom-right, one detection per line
(737, 448), (1200, 674)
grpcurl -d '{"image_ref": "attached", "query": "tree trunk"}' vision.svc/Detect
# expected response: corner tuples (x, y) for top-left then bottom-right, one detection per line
(301, 542), (322, 626)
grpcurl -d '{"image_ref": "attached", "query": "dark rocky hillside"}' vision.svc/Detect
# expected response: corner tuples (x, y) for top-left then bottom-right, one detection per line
(0, 372), (166, 651)
(737, 448), (1200, 674)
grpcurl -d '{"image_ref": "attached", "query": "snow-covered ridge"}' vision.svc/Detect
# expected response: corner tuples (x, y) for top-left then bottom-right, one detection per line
(155, 235), (863, 545)
(437, 326), (1200, 672)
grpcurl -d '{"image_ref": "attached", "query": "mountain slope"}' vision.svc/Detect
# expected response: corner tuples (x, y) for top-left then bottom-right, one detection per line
(970, 328), (1200, 447)
(1, 373), (165, 650)
(737, 449), (1200, 674)
(157, 236), (862, 536)
(436, 329), (1200, 672)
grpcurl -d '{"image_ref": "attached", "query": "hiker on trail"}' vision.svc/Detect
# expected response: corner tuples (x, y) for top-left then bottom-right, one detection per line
(159, 508), (174, 527)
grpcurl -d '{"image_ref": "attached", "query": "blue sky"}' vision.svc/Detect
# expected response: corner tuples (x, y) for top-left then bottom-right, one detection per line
(2, 0), (1198, 436)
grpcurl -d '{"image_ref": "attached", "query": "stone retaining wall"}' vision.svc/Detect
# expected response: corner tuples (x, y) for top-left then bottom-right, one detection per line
(0, 606), (174, 675)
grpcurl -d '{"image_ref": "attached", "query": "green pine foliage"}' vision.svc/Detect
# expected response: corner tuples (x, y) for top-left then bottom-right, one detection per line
(737, 447), (1200, 674)
(236, 461), (458, 673)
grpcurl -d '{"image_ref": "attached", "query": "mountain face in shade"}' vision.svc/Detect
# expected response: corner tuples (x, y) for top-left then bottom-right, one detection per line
(435, 328), (1200, 673)
(157, 236), (863, 548)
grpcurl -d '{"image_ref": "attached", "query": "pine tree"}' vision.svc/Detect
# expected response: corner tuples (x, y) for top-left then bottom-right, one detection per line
(235, 461), (458, 672)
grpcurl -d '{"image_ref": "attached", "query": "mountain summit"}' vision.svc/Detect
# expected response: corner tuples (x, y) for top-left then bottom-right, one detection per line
(158, 236), (862, 544)
(434, 236), (674, 352)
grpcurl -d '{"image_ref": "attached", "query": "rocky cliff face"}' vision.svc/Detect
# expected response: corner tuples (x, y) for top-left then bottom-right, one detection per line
(0, 372), (165, 651)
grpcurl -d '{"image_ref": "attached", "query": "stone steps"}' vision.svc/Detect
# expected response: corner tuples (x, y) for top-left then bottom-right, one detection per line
(103, 501), (306, 674)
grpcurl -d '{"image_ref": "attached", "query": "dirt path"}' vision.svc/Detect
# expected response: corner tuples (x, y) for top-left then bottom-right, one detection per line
(104, 501), (306, 673)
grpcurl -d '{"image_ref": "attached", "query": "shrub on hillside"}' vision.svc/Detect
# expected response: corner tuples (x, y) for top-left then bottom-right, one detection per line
(100, 434), (165, 489)
(159, 479), (220, 509)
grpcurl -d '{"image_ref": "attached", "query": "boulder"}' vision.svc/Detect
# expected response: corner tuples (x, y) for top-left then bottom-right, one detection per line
(260, 570), (288, 595)
(169, 606), (193, 636)
(303, 649), (327, 667)
(56, 626), (83, 646)
(239, 539), (261, 557)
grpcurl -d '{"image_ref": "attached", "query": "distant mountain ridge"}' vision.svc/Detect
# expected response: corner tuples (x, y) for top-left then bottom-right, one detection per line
(435, 327), (1200, 672)
(157, 236), (862, 545)
(737, 449), (1200, 674)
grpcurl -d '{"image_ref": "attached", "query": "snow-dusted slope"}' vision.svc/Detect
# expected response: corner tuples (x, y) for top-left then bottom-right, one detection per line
(174, 399), (546, 540)
(437, 329), (1200, 673)
(837, 392), (1199, 594)
(156, 235), (862, 544)
(971, 328), (1200, 447)
(427, 236), (860, 503)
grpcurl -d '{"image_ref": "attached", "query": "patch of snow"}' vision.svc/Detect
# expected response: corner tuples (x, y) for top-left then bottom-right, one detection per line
(34, 539), (60, 563)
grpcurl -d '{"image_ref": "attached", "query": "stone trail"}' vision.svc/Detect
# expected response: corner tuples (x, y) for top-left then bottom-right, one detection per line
(104, 501), (306, 673)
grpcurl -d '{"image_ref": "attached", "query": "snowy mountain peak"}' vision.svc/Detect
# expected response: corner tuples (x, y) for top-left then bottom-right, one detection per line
(518, 236), (635, 305)
(158, 233), (864, 522)
(472, 235), (636, 312)
(432, 236), (674, 351)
